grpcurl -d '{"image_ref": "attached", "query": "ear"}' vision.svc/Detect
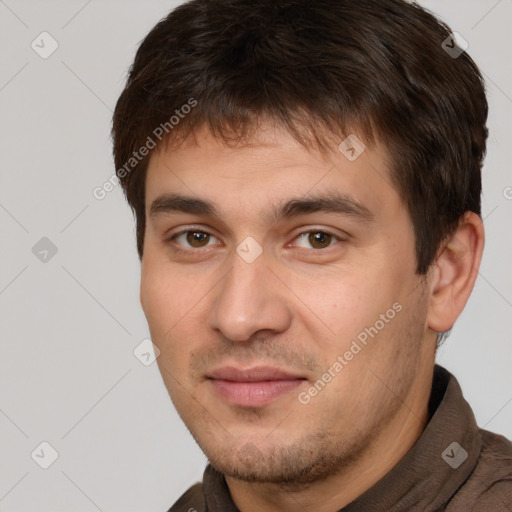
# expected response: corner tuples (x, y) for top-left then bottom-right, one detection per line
(426, 211), (485, 333)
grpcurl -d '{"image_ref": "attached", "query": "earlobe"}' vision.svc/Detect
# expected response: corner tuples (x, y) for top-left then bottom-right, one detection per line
(427, 212), (485, 333)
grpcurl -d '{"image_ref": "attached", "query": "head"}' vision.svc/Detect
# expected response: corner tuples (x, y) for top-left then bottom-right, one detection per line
(112, 0), (487, 486)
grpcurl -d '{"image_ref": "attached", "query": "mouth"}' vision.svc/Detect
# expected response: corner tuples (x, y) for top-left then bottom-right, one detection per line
(206, 366), (308, 407)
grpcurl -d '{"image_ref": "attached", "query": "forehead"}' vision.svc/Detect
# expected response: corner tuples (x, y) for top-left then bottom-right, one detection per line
(144, 122), (399, 224)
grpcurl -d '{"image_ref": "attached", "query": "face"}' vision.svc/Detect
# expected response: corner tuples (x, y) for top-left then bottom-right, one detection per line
(140, 122), (433, 485)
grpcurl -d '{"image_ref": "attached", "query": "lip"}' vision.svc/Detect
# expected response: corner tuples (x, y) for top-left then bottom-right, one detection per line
(207, 366), (307, 407)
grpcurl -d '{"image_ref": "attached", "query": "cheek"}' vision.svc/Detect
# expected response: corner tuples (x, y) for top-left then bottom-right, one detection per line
(140, 262), (212, 373)
(291, 267), (412, 405)
(140, 265), (189, 366)
(290, 269), (391, 345)
(141, 258), (195, 328)
(141, 270), (194, 406)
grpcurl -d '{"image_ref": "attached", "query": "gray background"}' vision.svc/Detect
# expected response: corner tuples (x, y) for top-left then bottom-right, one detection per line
(0, 0), (510, 510)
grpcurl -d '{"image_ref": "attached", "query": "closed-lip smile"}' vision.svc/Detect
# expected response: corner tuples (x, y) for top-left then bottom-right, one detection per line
(206, 366), (307, 407)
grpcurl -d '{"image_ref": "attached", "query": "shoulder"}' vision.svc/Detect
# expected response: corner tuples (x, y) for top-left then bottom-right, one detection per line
(478, 429), (512, 482)
(167, 482), (205, 512)
(447, 429), (512, 511)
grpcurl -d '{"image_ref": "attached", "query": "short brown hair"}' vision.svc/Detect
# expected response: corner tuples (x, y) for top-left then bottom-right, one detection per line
(112, 0), (488, 274)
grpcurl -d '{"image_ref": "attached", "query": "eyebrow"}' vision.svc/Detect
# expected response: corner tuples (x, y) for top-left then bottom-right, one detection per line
(148, 191), (374, 224)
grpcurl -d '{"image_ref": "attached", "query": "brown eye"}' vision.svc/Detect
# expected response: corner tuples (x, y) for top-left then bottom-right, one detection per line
(169, 230), (218, 250)
(186, 231), (210, 247)
(309, 232), (333, 249)
(294, 231), (339, 250)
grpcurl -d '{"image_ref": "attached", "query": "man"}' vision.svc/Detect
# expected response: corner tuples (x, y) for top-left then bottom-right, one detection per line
(112, 0), (512, 510)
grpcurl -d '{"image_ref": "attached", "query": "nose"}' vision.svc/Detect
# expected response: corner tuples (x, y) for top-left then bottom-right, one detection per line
(207, 246), (292, 343)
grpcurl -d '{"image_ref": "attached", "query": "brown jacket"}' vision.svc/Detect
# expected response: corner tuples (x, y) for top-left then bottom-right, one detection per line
(168, 365), (512, 511)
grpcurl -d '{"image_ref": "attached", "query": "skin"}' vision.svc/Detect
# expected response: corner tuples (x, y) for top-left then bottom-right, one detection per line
(140, 121), (484, 512)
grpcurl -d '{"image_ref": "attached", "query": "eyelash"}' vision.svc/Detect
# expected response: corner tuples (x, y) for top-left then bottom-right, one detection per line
(165, 228), (344, 253)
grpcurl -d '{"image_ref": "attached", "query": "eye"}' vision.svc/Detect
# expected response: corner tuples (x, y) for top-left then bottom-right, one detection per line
(292, 231), (341, 250)
(168, 229), (220, 250)
(166, 228), (343, 253)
